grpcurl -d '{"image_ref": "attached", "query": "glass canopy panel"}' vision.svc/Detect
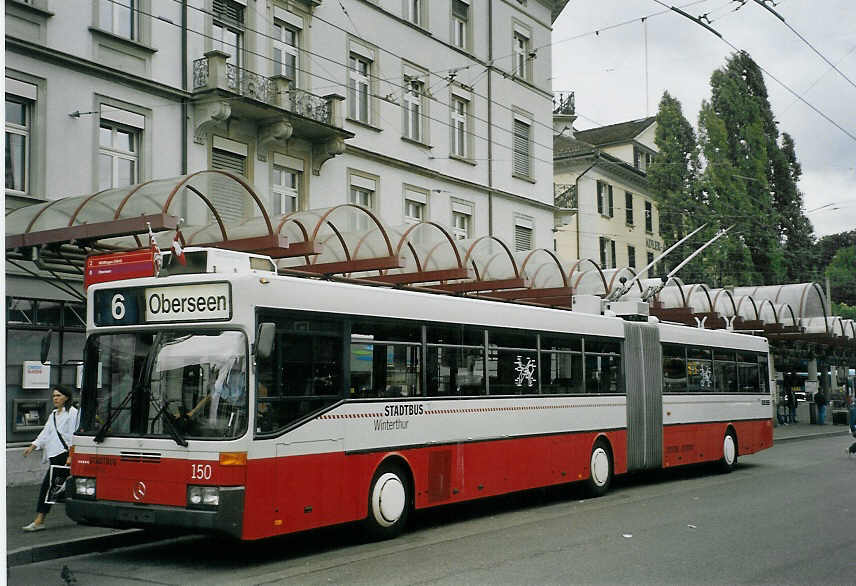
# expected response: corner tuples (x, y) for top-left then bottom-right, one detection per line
(6, 199), (59, 234)
(775, 304), (797, 327)
(466, 238), (516, 281)
(733, 296), (759, 321)
(657, 282), (687, 309)
(71, 186), (144, 227)
(113, 178), (186, 219)
(802, 316), (829, 335)
(683, 285), (712, 313)
(24, 193), (97, 232)
(572, 267), (608, 296)
(758, 301), (777, 324)
(517, 250), (567, 289)
(709, 289), (737, 318)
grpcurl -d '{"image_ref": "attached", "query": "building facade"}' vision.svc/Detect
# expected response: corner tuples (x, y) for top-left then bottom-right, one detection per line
(5, 0), (569, 443)
(553, 111), (664, 274)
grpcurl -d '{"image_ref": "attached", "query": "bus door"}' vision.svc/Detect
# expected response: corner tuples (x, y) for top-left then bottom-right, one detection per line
(275, 431), (344, 532)
(622, 322), (663, 472)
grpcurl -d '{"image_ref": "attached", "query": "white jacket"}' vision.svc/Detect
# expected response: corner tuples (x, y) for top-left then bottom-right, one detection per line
(32, 406), (79, 463)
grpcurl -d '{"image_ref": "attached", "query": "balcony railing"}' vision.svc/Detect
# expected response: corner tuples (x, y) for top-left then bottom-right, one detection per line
(193, 53), (337, 126)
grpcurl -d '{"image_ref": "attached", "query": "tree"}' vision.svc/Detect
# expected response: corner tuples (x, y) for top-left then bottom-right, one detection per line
(648, 92), (706, 282)
(771, 134), (816, 282)
(825, 246), (856, 307)
(697, 51), (786, 285)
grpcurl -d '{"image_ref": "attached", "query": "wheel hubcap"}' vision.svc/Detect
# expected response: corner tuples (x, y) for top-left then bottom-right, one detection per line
(591, 448), (609, 486)
(723, 435), (735, 464)
(373, 472), (405, 526)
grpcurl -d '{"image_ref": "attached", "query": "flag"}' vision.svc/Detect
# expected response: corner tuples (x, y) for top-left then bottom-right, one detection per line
(147, 223), (162, 274)
(171, 230), (186, 265)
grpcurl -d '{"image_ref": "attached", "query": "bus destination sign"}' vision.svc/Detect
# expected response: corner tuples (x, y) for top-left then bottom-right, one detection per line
(93, 283), (232, 326)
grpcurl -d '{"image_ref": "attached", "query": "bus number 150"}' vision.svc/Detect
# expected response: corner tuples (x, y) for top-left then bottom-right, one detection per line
(191, 464), (213, 480)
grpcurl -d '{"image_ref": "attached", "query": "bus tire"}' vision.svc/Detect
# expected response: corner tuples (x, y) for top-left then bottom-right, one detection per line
(585, 439), (613, 498)
(719, 429), (738, 473)
(364, 462), (410, 540)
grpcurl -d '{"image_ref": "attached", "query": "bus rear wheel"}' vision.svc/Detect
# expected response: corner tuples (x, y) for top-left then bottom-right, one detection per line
(585, 439), (613, 498)
(364, 462), (410, 540)
(719, 429), (738, 473)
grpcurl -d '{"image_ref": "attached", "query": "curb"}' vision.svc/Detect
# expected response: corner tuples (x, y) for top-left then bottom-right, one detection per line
(774, 428), (851, 444)
(7, 529), (156, 568)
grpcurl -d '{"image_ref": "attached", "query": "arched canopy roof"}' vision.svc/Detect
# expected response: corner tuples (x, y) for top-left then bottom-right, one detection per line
(682, 284), (713, 314)
(733, 283), (827, 320)
(6, 171), (289, 255)
(710, 288), (737, 318)
(568, 259), (608, 296)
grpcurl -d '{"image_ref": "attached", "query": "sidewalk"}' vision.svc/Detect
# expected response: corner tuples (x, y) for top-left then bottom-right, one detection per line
(5, 419), (852, 567)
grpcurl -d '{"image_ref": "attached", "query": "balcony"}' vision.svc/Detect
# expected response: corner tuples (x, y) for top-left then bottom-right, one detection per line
(192, 51), (353, 172)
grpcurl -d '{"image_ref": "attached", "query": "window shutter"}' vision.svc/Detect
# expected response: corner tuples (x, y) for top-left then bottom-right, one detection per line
(610, 240), (616, 269)
(597, 182), (603, 214)
(514, 225), (532, 251)
(210, 148), (247, 223)
(512, 119), (530, 177)
(453, 0), (468, 19)
(213, 0), (244, 24)
(608, 185), (614, 217)
(599, 237), (607, 267)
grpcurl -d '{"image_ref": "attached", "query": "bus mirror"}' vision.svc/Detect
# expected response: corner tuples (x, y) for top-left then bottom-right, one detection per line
(256, 323), (275, 359)
(40, 329), (53, 364)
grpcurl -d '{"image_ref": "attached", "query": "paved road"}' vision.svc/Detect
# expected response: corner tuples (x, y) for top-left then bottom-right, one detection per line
(9, 433), (856, 585)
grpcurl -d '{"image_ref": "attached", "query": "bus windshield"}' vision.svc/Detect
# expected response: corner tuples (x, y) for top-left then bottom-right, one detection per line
(80, 330), (248, 440)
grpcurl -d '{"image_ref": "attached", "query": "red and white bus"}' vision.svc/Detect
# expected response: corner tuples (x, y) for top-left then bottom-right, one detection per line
(67, 247), (773, 540)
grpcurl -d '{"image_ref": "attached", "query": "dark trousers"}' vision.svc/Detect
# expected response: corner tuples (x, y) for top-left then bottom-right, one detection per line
(36, 452), (68, 515)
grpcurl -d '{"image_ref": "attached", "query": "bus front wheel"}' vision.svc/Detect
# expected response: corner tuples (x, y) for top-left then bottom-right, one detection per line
(719, 429), (738, 473)
(585, 439), (613, 498)
(365, 462), (410, 540)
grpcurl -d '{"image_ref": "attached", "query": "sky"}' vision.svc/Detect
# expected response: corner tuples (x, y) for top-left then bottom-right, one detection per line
(551, 0), (856, 237)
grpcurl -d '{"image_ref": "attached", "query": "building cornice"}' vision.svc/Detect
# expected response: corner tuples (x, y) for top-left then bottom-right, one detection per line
(346, 144), (556, 211)
(556, 151), (651, 191)
(6, 36), (190, 101)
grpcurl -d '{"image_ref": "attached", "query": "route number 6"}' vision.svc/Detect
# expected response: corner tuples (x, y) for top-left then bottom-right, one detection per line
(111, 294), (126, 320)
(191, 464), (212, 480)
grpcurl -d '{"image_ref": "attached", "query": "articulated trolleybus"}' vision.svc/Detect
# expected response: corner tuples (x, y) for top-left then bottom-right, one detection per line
(68, 247), (773, 540)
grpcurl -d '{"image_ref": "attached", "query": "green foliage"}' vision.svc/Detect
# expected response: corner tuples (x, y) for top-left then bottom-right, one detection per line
(832, 302), (856, 320)
(650, 50), (818, 286)
(826, 246), (856, 306)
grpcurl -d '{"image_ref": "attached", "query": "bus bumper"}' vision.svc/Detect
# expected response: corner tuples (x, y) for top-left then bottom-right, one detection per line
(65, 486), (244, 539)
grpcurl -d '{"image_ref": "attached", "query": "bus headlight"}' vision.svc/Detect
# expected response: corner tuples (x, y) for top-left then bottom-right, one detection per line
(75, 477), (96, 498)
(187, 485), (219, 508)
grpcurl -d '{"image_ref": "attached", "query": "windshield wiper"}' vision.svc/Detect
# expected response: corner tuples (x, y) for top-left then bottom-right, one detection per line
(150, 396), (188, 447)
(94, 387), (135, 443)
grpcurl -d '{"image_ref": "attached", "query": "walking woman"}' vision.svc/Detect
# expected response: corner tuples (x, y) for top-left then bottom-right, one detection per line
(21, 385), (79, 531)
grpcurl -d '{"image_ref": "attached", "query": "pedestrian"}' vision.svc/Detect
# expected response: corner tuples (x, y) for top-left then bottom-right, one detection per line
(21, 385), (79, 531)
(814, 388), (828, 425)
(786, 387), (797, 424)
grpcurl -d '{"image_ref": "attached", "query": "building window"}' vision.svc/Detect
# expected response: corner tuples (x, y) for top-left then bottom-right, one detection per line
(5, 97), (30, 194)
(350, 186), (373, 208)
(272, 165), (300, 215)
(273, 22), (299, 84)
(514, 217), (534, 251)
(625, 192), (634, 225)
(512, 118), (531, 178)
(403, 79), (423, 142)
(647, 252), (656, 275)
(645, 201), (653, 232)
(597, 181), (614, 217)
(213, 0), (244, 67)
(98, 123), (138, 191)
(599, 237), (616, 269)
(627, 245), (636, 269)
(452, 0), (469, 50)
(348, 54), (371, 124)
(453, 211), (470, 240)
(451, 96), (468, 158)
(404, 0), (422, 26)
(211, 144), (247, 223)
(634, 146), (653, 172)
(513, 31), (530, 80)
(99, 0), (136, 40)
(404, 191), (426, 225)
